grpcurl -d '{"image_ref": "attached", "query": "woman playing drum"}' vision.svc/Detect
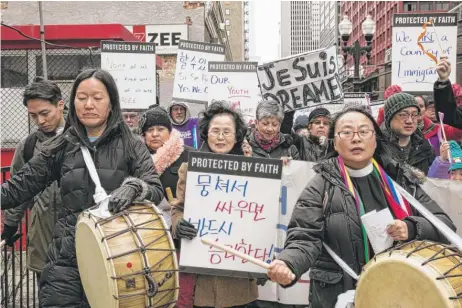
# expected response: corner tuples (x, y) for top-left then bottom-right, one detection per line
(1, 69), (164, 307)
(267, 107), (456, 308)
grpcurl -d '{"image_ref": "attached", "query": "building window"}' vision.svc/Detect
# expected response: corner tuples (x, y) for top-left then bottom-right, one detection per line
(435, 1), (450, 10)
(36, 54), (100, 81)
(225, 19), (230, 26)
(419, 1), (433, 10)
(225, 9), (230, 15)
(404, 1), (417, 11)
(1, 55), (28, 88)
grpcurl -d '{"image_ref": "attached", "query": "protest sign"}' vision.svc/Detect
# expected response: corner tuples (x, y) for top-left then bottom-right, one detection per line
(180, 152), (283, 278)
(422, 178), (462, 237)
(258, 161), (316, 305)
(208, 61), (260, 125)
(172, 40), (226, 106)
(101, 40), (157, 109)
(257, 45), (343, 112)
(392, 13), (457, 92)
(344, 92), (370, 108)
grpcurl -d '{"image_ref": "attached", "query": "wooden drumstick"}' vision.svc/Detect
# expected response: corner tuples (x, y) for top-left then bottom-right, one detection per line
(165, 187), (174, 203)
(201, 238), (270, 269)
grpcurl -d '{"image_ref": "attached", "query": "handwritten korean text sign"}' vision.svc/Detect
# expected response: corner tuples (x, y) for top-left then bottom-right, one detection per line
(180, 152), (282, 278)
(172, 40), (225, 104)
(392, 13), (457, 92)
(101, 40), (157, 109)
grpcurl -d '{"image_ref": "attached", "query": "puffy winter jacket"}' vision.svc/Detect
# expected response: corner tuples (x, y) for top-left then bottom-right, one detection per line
(435, 79), (462, 129)
(428, 156), (451, 179)
(277, 158), (455, 308)
(422, 117), (462, 156)
(248, 132), (300, 160)
(1, 124), (164, 308)
(381, 127), (435, 185)
(295, 135), (328, 162)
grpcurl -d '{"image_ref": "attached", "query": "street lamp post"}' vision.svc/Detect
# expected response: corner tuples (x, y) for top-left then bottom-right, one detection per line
(339, 15), (376, 92)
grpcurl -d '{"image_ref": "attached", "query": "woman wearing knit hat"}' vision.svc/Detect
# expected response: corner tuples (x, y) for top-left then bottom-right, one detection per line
(428, 141), (462, 181)
(381, 92), (435, 185)
(139, 106), (195, 308)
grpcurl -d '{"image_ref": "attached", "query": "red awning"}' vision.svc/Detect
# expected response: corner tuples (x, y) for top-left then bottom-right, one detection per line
(1, 24), (162, 69)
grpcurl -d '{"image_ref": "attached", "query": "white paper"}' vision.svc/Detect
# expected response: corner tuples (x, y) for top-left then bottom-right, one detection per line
(361, 208), (394, 254)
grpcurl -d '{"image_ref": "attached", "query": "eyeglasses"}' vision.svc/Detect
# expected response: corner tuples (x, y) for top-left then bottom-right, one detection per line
(209, 129), (235, 138)
(397, 112), (419, 122)
(336, 129), (375, 140)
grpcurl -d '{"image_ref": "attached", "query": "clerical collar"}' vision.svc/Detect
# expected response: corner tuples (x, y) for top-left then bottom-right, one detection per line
(346, 162), (373, 177)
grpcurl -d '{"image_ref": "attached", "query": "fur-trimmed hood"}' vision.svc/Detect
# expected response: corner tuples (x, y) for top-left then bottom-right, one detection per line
(150, 129), (185, 175)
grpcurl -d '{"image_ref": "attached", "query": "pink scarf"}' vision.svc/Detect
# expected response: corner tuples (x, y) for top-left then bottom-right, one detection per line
(151, 129), (184, 175)
(254, 130), (281, 153)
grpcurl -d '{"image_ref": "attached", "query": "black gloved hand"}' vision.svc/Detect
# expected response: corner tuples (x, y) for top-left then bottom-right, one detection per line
(175, 218), (198, 239)
(1, 224), (21, 247)
(109, 183), (139, 213)
(257, 277), (268, 286)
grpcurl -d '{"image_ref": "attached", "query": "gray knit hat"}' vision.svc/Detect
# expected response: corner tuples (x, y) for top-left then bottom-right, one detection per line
(384, 92), (419, 128)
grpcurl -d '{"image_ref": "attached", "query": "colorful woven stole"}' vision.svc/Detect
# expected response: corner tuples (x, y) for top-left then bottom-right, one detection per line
(337, 157), (412, 262)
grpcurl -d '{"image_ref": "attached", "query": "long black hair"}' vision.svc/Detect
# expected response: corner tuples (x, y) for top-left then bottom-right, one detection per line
(325, 107), (390, 165)
(43, 69), (136, 162)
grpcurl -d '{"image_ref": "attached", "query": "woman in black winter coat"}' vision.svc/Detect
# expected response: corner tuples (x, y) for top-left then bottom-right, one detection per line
(140, 106), (193, 200)
(266, 107), (455, 308)
(139, 105), (195, 308)
(248, 100), (299, 162)
(1, 69), (164, 308)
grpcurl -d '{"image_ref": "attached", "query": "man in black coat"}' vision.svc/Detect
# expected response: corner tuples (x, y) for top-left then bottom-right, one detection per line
(434, 56), (462, 129)
(381, 92), (435, 185)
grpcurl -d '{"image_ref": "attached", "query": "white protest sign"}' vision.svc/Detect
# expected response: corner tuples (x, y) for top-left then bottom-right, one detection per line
(257, 45), (343, 112)
(258, 161), (316, 305)
(172, 40), (226, 105)
(101, 41), (156, 109)
(422, 178), (462, 237)
(208, 61), (260, 126)
(180, 152), (283, 278)
(344, 92), (370, 108)
(392, 13), (457, 92)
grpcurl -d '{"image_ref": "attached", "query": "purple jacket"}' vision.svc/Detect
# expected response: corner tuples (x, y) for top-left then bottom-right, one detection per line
(168, 102), (201, 149)
(428, 156), (451, 179)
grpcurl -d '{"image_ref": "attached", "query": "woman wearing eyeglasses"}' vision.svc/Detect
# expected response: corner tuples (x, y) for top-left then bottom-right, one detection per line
(266, 107), (454, 308)
(381, 92), (435, 186)
(170, 100), (258, 308)
(247, 100), (299, 164)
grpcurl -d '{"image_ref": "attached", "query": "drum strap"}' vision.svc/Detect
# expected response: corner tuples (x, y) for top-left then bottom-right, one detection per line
(81, 146), (111, 218)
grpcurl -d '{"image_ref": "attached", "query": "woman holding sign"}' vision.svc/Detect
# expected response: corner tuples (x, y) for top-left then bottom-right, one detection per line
(171, 100), (258, 308)
(266, 107), (455, 308)
(248, 100), (299, 164)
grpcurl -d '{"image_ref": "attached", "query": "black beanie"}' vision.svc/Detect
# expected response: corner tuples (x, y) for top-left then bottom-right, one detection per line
(293, 115), (309, 131)
(308, 107), (330, 123)
(139, 106), (172, 133)
(384, 92), (419, 129)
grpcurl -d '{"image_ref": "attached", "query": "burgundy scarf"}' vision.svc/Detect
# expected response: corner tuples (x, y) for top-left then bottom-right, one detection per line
(254, 130), (281, 153)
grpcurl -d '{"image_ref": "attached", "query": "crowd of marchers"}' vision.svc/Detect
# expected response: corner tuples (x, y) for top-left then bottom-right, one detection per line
(1, 56), (462, 308)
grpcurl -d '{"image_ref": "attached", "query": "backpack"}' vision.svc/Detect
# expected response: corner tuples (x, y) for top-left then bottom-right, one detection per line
(23, 131), (40, 163)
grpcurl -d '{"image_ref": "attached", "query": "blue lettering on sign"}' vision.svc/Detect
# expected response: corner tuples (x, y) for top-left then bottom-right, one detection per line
(280, 186), (287, 215)
(397, 61), (437, 83)
(188, 218), (233, 237)
(395, 31), (412, 43)
(211, 75), (230, 84)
